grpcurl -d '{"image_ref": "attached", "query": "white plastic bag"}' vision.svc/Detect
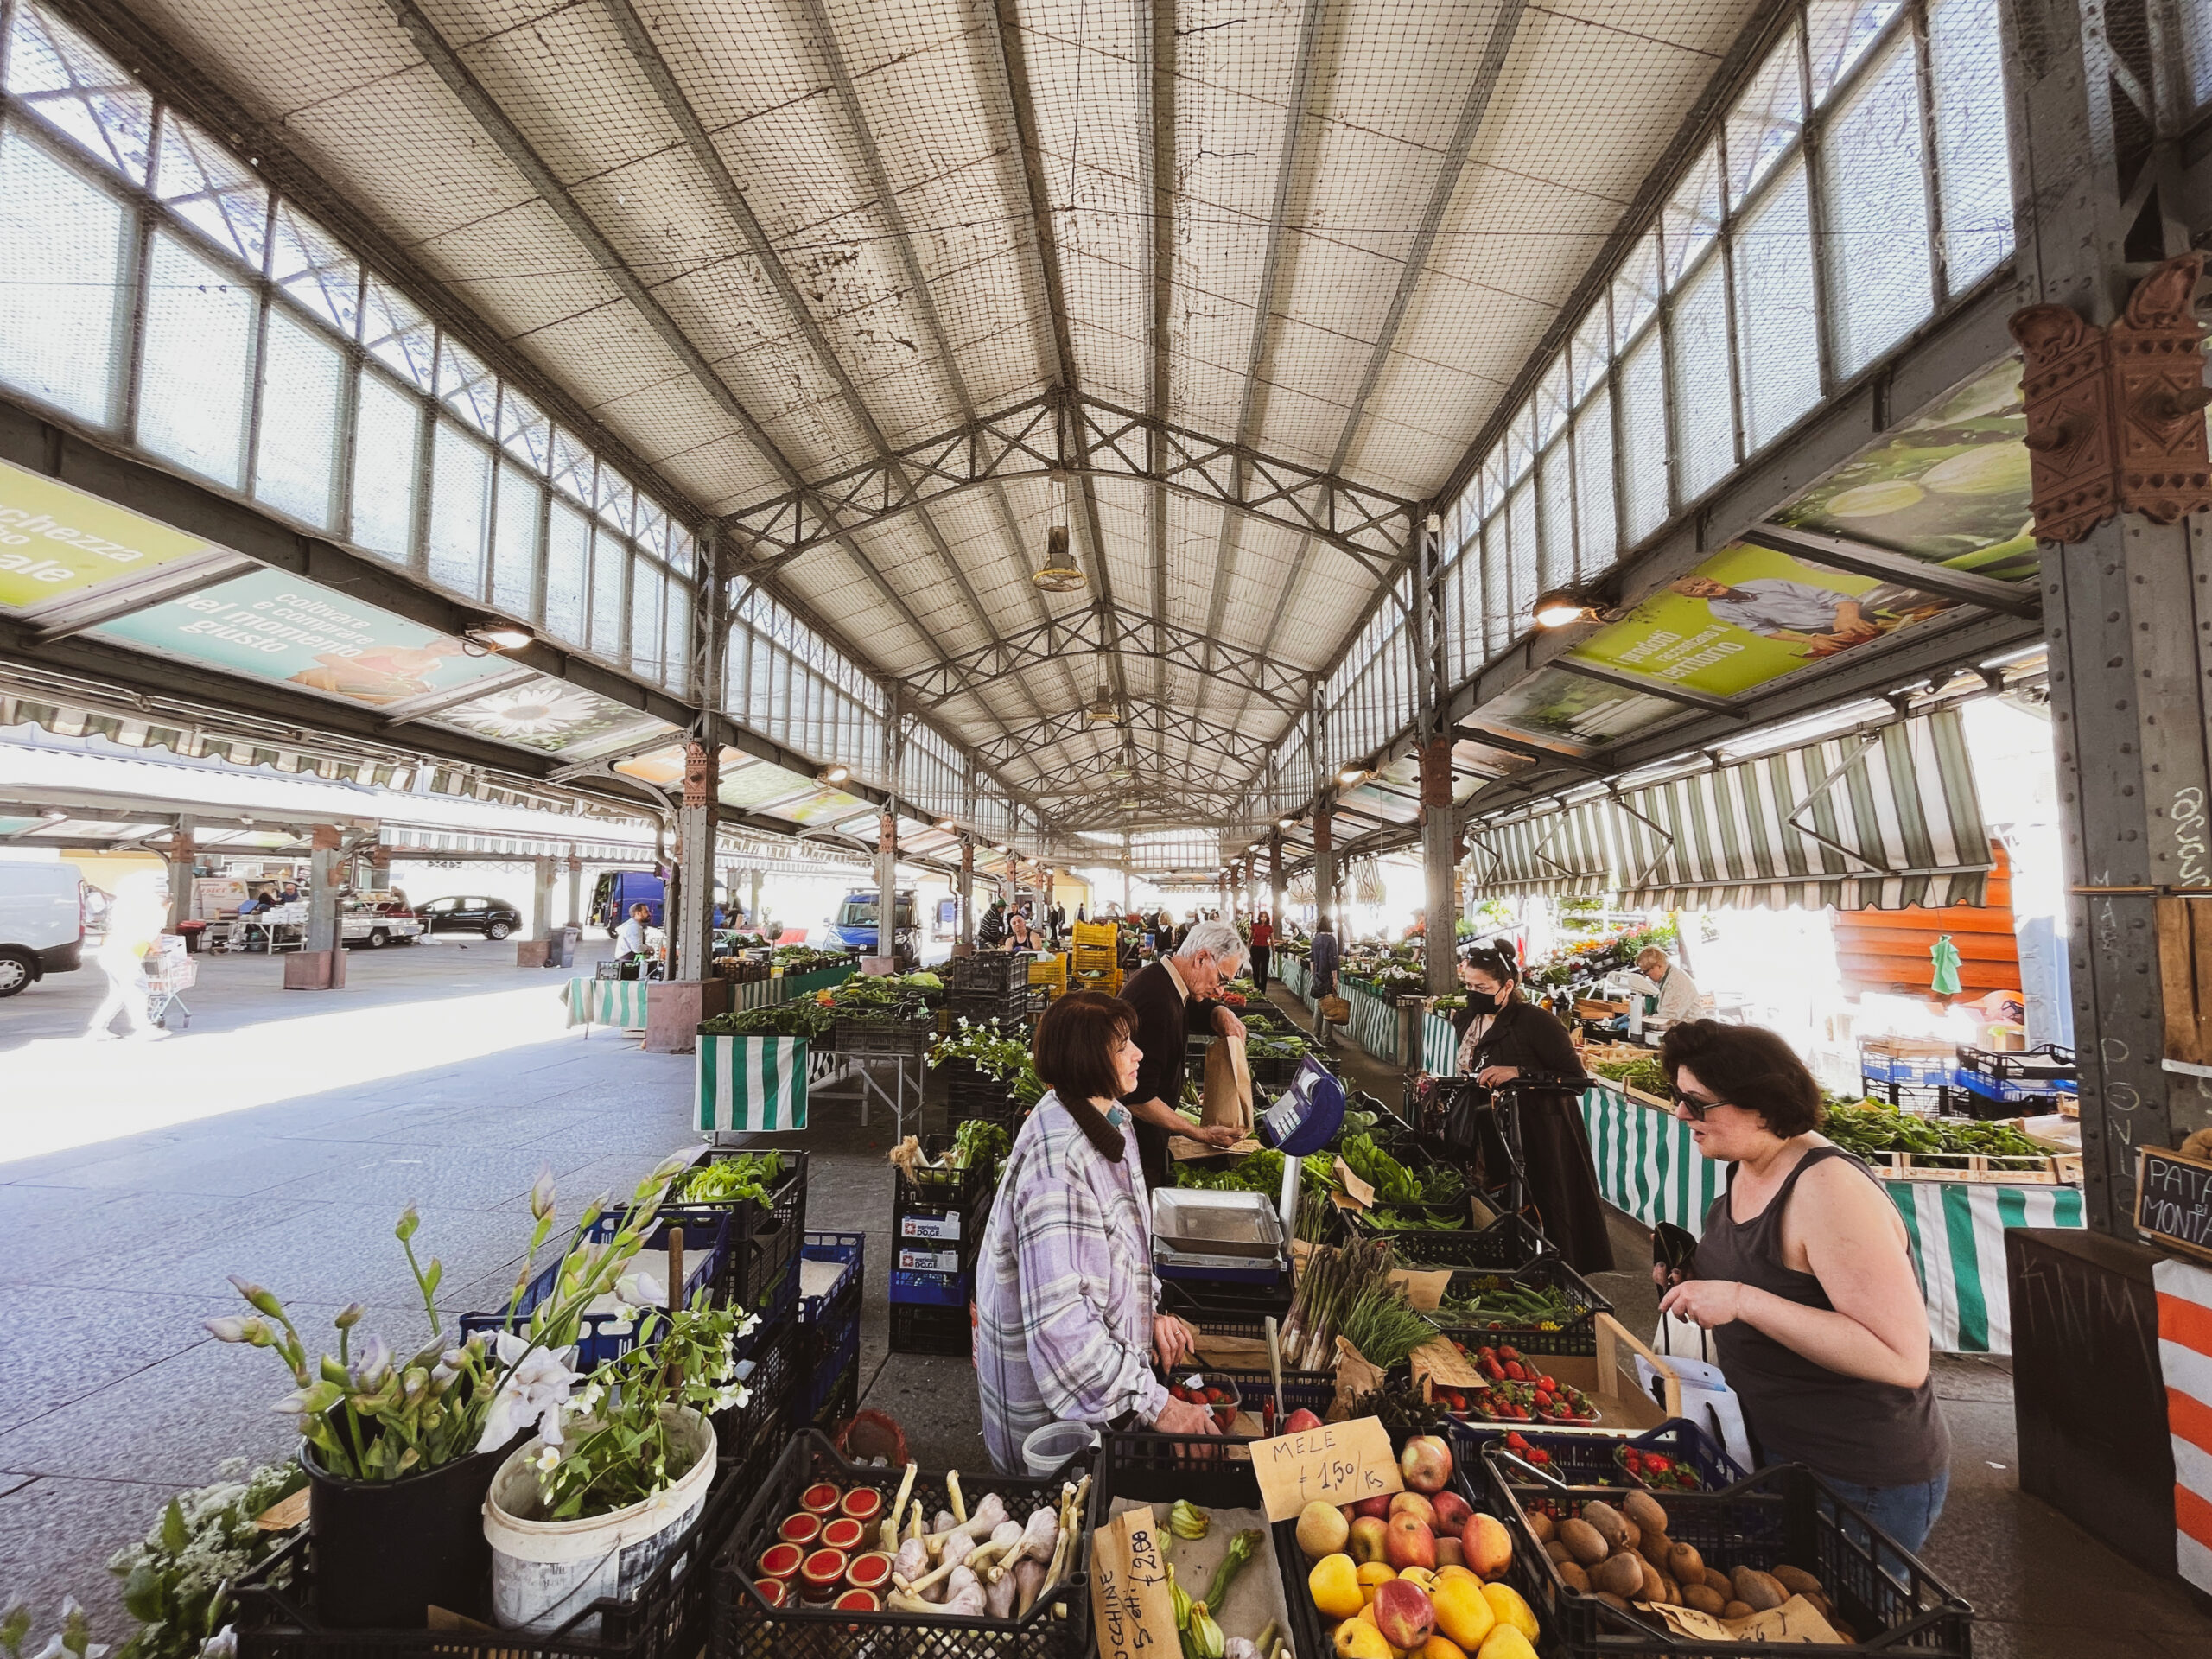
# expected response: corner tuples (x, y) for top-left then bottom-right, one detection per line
(1637, 1351), (1753, 1473)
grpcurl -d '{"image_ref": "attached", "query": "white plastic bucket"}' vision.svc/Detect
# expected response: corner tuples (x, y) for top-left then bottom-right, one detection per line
(1021, 1420), (1097, 1477)
(483, 1408), (717, 1632)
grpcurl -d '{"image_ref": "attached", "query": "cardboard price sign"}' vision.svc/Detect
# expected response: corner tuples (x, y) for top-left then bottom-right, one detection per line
(1249, 1414), (1403, 1522)
(1332, 1156), (1376, 1209)
(1410, 1337), (1485, 1392)
(1090, 1506), (1180, 1659)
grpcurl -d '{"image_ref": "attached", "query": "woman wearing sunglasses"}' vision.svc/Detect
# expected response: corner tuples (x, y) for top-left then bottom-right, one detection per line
(1653, 1020), (1949, 1550)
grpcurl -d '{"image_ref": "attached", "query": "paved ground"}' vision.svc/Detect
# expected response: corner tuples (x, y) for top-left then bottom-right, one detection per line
(0, 955), (2202, 1656)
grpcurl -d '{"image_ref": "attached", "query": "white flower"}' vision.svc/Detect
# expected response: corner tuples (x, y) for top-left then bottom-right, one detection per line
(531, 1445), (562, 1475)
(32, 1637), (65, 1659)
(566, 1381), (605, 1419)
(475, 1334), (580, 1453)
(199, 1630), (237, 1659)
(613, 1271), (666, 1309)
(709, 1382), (749, 1413)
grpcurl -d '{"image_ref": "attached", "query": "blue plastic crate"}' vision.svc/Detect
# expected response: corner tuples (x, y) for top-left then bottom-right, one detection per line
(1860, 1055), (1955, 1087)
(795, 1311), (860, 1422)
(1452, 1414), (1748, 1494)
(887, 1265), (969, 1306)
(1954, 1067), (2076, 1103)
(461, 1210), (731, 1370)
(797, 1231), (864, 1326)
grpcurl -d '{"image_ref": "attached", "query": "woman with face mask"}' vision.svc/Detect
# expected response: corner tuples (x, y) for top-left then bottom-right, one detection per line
(1450, 943), (1615, 1274)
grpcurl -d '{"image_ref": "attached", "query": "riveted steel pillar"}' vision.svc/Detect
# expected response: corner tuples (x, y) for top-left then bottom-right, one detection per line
(673, 738), (718, 979)
(1421, 734), (1458, 996)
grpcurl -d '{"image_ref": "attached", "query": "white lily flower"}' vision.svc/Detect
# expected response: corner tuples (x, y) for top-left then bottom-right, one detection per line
(31, 1637), (65, 1659)
(613, 1271), (666, 1308)
(531, 1444), (562, 1475)
(476, 1334), (580, 1452)
(199, 1630), (237, 1659)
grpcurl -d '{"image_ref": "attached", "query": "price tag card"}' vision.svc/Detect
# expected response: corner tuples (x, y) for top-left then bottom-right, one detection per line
(1249, 1414), (1404, 1522)
(1090, 1505), (1180, 1659)
(1332, 1156), (1376, 1209)
(1410, 1337), (1485, 1391)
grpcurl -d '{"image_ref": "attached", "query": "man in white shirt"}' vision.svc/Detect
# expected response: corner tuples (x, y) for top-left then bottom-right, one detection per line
(1629, 945), (1700, 1026)
(614, 901), (652, 958)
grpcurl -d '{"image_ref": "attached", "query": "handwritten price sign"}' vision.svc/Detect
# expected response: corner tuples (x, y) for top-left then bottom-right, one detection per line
(1249, 1415), (1403, 1522)
(1091, 1506), (1179, 1659)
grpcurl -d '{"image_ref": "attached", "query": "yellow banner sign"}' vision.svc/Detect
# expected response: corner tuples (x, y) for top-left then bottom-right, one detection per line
(0, 459), (214, 609)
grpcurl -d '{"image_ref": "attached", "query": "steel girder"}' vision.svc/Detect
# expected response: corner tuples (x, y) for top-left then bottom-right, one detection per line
(911, 607), (1313, 715)
(724, 394), (1418, 581)
(978, 705), (1277, 776)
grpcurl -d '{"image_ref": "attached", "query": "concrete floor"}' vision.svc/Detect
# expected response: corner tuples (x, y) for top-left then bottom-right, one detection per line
(0, 956), (2202, 1656)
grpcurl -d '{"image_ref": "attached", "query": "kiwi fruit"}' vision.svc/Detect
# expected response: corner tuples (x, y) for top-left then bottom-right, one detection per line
(1658, 1573), (1682, 1605)
(1526, 1510), (1556, 1545)
(1773, 1565), (1824, 1598)
(1620, 1489), (1669, 1536)
(1595, 1591), (1630, 1612)
(1731, 1566), (1789, 1613)
(1637, 1530), (1673, 1571)
(1545, 1539), (1573, 1566)
(1560, 1518), (1611, 1567)
(1681, 1583), (1726, 1617)
(1580, 1500), (1630, 1549)
(1721, 1601), (1755, 1621)
(1592, 1554), (1646, 1599)
(1637, 1558), (1665, 1603)
(1701, 1566), (1733, 1596)
(1666, 1541), (1703, 1583)
(1557, 1561), (1590, 1595)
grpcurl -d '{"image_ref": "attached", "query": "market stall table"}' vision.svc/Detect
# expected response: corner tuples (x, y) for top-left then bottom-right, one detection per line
(561, 976), (651, 1033)
(1579, 1077), (2084, 1355)
(1340, 975), (1403, 1063)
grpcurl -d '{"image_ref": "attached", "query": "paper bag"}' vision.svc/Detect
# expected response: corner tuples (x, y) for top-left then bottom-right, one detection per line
(1203, 1038), (1254, 1131)
(1330, 1336), (1385, 1421)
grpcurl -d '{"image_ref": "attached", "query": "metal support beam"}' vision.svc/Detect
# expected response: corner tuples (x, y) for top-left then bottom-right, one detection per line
(1738, 524), (2043, 616)
(913, 607), (1310, 715)
(1555, 659), (1752, 717)
(977, 705), (1276, 776)
(672, 737), (718, 981)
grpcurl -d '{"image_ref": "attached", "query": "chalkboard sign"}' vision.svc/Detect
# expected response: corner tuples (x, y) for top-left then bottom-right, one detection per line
(2133, 1145), (2212, 1264)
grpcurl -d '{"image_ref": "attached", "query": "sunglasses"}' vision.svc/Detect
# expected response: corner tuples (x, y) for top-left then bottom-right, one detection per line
(1672, 1089), (1731, 1121)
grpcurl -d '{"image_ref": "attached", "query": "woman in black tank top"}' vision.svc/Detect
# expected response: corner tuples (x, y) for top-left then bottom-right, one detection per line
(1652, 1022), (1951, 1552)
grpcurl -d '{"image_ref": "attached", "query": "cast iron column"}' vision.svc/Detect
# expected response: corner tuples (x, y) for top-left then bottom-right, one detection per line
(166, 820), (194, 932)
(305, 825), (340, 957)
(1269, 830), (1286, 928)
(958, 837), (976, 950)
(1421, 734), (1458, 995)
(673, 738), (718, 979)
(2009, 0), (2212, 1231)
(1313, 799), (1336, 930)
(531, 855), (555, 944)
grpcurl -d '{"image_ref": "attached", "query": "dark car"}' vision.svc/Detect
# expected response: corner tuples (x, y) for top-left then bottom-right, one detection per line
(419, 895), (521, 940)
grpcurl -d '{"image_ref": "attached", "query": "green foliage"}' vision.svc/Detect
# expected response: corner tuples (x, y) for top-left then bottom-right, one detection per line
(677, 1151), (784, 1205)
(1823, 1100), (2045, 1160)
(698, 1001), (831, 1039)
(950, 1116), (1012, 1176)
(108, 1461), (304, 1659)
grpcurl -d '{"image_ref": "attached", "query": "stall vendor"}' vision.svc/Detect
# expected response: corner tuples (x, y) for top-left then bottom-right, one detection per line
(1452, 942), (1615, 1274)
(1628, 945), (1700, 1026)
(974, 992), (1223, 1471)
(1654, 1020), (1949, 1550)
(1120, 918), (1249, 1189)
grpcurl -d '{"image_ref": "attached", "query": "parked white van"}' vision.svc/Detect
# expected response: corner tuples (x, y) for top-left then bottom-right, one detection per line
(0, 860), (86, 996)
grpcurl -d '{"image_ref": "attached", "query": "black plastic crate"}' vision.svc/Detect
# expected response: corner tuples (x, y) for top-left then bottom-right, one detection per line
(888, 1300), (971, 1357)
(461, 1211), (732, 1369)
(1357, 1210), (1553, 1273)
(238, 1449), (750, 1659)
(1955, 1041), (2076, 1084)
(801, 1359), (858, 1436)
(715, 1313), (796, 1477)
(1182, 1365), (1335, 1427)
(711, 1432), (1087, 1659)
(1089, 1433), (1320, 1659)
(1483, 1459), (1973, 1657)
(671, 1148), (810, 1317)
(1426, 1253), (1614, 1357)
(1158, 1269), (1294, 1341)
(950, 950), (1030, 991)
(940, 1052), (1022, 1108)
(830, 1010), (933, 1058)
(893, 1134), (991, 1219)
(1446, 1415), (1746, 1493)
(948, 985), (1046, 1026)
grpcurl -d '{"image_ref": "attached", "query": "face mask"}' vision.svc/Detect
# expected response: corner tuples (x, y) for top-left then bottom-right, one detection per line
(1472, 986), (1508, 1014)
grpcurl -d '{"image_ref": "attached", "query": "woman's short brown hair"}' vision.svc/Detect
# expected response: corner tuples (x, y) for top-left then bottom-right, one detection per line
(1032, 991), (1140, 1160)
(1658, 1020), (1824, 1137)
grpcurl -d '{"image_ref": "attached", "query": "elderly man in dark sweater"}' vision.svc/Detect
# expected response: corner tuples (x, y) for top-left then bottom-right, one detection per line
(1120, 918), (1249, 1191)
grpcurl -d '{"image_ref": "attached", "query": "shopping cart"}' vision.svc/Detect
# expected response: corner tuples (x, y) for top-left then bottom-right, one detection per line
(145, 937), (196, 1031)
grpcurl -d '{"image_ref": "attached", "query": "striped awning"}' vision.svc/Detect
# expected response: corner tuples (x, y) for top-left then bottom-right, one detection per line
(1471, 710), (1993, 912)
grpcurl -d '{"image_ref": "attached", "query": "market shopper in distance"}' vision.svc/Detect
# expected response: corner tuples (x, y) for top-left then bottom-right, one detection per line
(1308, 915), (1341, 1045)
(1451, 942), (1614, 1274)
(1654, 1020), (1950, 1551)
(1248, 910), (1274, 993)
(974, 992), (1221, 1470)
(1118, 918), (1250, 1190)
(1628, 945), (1700, 1025)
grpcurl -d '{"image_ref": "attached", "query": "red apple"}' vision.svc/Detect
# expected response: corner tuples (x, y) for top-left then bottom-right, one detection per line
(1432, 1490), (1473, 1534)
(1282, 1408), (1324, 1434)
(1399, 1433), (1454, 1495)
(1389, 1491), (1437, 1530)
(1459, 1512), (1514, 1580)
(1349, 1494), (1395, 1522)
(1348, 1516), (1391, 1565)
(1372, 1579), (1437, 1652)
(1383, 1512), (1437, 1572)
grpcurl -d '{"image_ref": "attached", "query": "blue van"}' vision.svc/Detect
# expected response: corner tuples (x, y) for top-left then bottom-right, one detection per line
(829, 888), (917, 954)
(588, 871), (725, 936)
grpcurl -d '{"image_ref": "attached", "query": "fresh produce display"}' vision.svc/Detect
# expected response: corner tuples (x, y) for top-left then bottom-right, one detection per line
(950, 1116), (1012, 1176)
(1173, 1147), (1337, 1196)
(1284, 1239), (1433, 1370)
(1522, 1489), (1853, 1637)
(762, 1465), (1091, 1621)
(1613, 1443), (1700, 1491)
(1463, 1346), (1597, 1423)
(699, 1001), (833, 1039)
(678, 1150), (785, 1205)
(1343, 1383), (1455, 1441)
(1165, 1371), (1242, 1432)
(1338, 1135), (1462, 1205)
(1586, 1055), (1671, 1099)
(772, 944), (854, 972)
(1822, 1100), (2046, 1160)
(1433, 1280), (1580, 1331)
(1496, 1430), (1553, 1470)
(1297, 1434), (1541, 1659)
(1524, 923), (1675, 994)
(1358, 1209), (1469, 1232)
(1164, 1518), (1274, 1659)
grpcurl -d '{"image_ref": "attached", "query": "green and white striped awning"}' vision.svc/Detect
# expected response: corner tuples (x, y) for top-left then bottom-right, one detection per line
(1471, 710), (1993, 912)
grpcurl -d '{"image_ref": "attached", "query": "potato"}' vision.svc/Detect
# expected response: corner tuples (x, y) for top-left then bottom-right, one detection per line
(1637, 1530), (1672, 1571)
(1592, 1553), (1646, 1599)
(1681, 1583), (1726, 1617)
(1557, 1561), (1590, 1595)
(1559, 1518), (1611, 1567)
(1545, 1539), (1573, 1565)
(1620, 1489), (1668, 1537)
(1701, 1567), (1733, 1596)
(1666, 1541), (1703, 1583)
(1526, 1510), (1556, 1545)
(1637, 1559), (1665, 1603)
(1731, 1566), (1788, 1613)
(1580, 1500), (1630, 1549)
(1773, 1565), (1824, 1598)
(1721, 1601), (1755, 1621)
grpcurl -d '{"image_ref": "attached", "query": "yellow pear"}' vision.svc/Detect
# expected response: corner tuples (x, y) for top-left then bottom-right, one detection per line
(1475, 1627), (1538, 1659)
(1431, 1573), (1497, 1651)
(1311, 1554), (1363, 1622)
(1334, 1618), (1394, 1659)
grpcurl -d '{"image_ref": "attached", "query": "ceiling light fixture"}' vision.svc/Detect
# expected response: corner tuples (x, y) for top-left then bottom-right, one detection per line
(934, 817), (955, 831)
(1337, 764), (1372, 787)
(817, 764), (850, 785)
(1085, 681), (1120, 725)
(1276, 817), (1295, 830)
(462, 618), (535, 653)
(1532, 588), (1597, 629)
(39, 808), (66, 820)
(1032, 473), (1086, 591)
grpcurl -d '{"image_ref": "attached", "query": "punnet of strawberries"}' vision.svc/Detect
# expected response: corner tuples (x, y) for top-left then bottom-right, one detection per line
(1615, 1442), (1701, 1490)
(1465, 1344), (1598, 1423)
(1500, 1430), (1552, 1468)
(1168, 1372), (1241, 1431)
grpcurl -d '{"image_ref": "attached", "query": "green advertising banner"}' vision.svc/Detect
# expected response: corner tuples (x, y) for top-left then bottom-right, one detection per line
(92, 567), (512, 705)
(0, 459), (215, 609)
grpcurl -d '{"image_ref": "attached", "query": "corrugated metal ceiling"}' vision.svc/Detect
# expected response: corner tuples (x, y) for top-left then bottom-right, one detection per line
(114, 0), (1764, 818)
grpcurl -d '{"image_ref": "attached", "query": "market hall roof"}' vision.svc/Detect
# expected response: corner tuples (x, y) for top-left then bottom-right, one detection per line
(68, 0), (1768, 823)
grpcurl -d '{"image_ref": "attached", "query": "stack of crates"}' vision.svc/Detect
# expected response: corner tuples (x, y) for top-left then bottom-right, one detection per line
(789, 1232), (864, 1433)
(943, 1055), (1022, 1133)
(1027, 950), (1068, 1004)
(947, 950), (1046, 1026)
(888, 1135), (988, 1356)
(1071, 918), (1122, 996)
(1858, 1034), (1957, 1114)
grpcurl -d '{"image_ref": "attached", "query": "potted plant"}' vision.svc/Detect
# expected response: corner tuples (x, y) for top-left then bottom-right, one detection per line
(205, 1154), (691, 1629)
(483, 1294), (753, 1631)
